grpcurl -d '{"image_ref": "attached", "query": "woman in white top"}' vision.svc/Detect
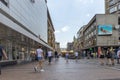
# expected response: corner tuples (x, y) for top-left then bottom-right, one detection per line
(74, 51), (78, 62)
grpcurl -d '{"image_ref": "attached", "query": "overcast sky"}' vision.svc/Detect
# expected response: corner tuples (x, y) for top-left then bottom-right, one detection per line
(47, 0), (105, 48)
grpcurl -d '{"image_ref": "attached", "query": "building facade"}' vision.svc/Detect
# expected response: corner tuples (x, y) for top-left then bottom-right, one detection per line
(105, 0), (110, 14)
(67, 42), (73, 51)
(77, 26), (85, 51)
(105, 0), (120, 14)
(0, 0), (54, 62)
(77, 14), (119, 54)
(105, 0), (120, 44)
(55, 42), (61, 54)
(47, 10), (55, 50)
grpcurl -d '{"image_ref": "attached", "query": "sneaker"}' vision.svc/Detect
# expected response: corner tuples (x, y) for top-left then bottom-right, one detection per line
(34, 67), (37, 72)
(40, 69), (44, 72)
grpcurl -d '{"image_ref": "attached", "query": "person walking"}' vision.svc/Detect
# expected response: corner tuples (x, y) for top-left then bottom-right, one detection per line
(65, 52), (69, 63)
(117, 48), (120, 64)
(106, 48), (112, 66)
(34, 45), (44, 72)
(74, 51), (79, 62)
(48, 50), (52, 65)
(111, 49), (115, 66)
(54, 51), (58, 60)
(99, 51), (105, 65)
(0, 45), (8, 75)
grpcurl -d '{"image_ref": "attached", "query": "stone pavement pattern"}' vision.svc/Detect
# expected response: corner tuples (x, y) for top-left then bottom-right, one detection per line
(0, 58), (120, 80)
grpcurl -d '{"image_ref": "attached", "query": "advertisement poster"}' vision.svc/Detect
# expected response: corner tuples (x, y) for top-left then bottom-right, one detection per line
(98, 25), (112, 35)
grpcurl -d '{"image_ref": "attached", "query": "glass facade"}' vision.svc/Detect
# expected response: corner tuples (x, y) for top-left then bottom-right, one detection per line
(0, 0), (48, 42)
(0, 0), (52, 61)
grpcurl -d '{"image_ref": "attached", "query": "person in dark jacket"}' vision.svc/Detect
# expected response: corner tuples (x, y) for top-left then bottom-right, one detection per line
(0, 45), (8, 75)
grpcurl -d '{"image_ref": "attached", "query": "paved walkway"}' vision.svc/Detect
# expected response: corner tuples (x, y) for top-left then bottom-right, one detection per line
(82, 58), (120, 70)
(0, 58), (120, 80)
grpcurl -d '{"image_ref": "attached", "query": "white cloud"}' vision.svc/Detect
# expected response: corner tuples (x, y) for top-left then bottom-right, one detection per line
(86, 14), (90, 17)
(76, 0), (87, 4)
(75, 0), (94, 4)
(55, 30), (60, 33)
(60, 42), (67, 48)
(61, 26), (70, 32)
(90, 0), (94, 4)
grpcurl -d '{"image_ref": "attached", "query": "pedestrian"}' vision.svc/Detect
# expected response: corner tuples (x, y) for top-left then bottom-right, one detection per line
(45, 51), (48, 60)
(74, 51), (78, 62)
(48, 50), (52, 65)
(0, 45), (8, 75)
(99, 50), (105, 65)
(34, 45), (44, 72)
(106, 48), (112, 66)
(110, 49), (115, 66)
(54, 51), (58, 60)
(117, 47), (120, 64)
(65, 52), (69, 63)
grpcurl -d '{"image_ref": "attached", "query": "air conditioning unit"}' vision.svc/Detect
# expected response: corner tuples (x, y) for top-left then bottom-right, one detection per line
(115, 25), (120, 30)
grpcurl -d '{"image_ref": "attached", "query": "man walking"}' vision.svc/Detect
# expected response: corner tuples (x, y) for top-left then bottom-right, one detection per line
(34, 45), (44, 72)
(54, 51), (58, 60)
(0, 45), (8, 75)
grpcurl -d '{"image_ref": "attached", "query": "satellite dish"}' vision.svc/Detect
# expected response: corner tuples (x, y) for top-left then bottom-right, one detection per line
(115, 25), (120, 29)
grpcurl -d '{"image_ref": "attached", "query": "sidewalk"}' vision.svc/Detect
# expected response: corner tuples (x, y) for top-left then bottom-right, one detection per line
(82, 58), (120, 70)
(0, 58), (120, 80)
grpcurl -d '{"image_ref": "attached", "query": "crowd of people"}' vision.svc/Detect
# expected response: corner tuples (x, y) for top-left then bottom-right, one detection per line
(99, 47), (120, 66)
(63, 47), (120, 66)
(1, 44), (120, 73)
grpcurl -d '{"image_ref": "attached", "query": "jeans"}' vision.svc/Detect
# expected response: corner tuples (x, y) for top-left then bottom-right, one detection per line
(117, 57), (120, 64)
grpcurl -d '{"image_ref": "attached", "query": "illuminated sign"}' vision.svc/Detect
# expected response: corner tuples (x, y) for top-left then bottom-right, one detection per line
(98, 25), (112, 35)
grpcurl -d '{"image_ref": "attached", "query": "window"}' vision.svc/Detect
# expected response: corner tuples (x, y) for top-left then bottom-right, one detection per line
(109, 6), (117, 13)
(118, 4), (120, 10)
(109, 0), (114, 6)
(0, 0), (9, 7)
(118, 17), (120, 25)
